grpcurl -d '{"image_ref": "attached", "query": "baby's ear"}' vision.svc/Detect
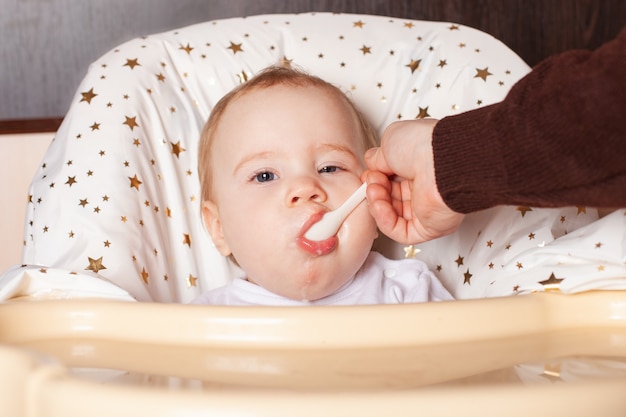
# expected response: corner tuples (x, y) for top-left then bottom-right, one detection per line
(202, 201), (232, 256)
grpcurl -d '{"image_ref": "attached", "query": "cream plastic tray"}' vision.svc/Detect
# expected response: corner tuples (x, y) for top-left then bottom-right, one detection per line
(1, 291), (626, 416)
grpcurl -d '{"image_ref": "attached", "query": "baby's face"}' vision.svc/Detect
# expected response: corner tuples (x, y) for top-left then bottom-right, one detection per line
(203, 84), (377, 301)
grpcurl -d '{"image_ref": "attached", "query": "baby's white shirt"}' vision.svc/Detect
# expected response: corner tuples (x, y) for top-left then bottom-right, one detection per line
(191, 252), (453, 306)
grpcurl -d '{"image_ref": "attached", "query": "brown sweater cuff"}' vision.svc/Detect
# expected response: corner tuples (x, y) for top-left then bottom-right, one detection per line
(433, 106), (508, 213)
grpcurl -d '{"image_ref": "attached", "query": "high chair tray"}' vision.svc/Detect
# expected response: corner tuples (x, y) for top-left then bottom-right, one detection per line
(1, 291), (626, 416)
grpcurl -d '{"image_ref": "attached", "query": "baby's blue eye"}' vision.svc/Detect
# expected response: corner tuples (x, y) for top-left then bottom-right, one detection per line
(319, 165), (340, 174)
(255, 171), (275, 183)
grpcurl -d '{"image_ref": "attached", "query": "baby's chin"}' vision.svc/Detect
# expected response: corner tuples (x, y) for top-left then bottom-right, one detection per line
(272, 276), (352, 303)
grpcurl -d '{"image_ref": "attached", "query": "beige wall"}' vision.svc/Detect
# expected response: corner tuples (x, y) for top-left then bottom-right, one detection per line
(0, 133), (53, 272)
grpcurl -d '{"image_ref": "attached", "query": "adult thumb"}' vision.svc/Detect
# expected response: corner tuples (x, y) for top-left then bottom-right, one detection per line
(364, 147), (393, 175)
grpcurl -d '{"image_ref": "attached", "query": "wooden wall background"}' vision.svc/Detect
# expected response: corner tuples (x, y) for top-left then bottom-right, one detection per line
(1, 0), (624, 123)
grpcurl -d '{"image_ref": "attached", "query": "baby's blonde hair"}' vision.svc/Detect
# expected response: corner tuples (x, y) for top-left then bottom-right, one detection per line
(198, 65), (378, 202)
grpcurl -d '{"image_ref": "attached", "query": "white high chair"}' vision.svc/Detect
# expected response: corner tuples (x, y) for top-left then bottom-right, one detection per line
(1, 12), (625, 416)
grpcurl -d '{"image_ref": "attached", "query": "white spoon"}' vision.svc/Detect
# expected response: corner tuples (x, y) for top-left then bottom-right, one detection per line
(304, 183), (367, 241)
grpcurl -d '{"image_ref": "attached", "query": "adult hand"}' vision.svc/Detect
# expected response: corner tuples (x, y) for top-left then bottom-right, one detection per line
(363, 119), (464, 244)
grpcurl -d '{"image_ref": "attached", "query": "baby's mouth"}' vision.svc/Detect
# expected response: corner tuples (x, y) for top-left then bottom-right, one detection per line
(297, 212), (338, 256)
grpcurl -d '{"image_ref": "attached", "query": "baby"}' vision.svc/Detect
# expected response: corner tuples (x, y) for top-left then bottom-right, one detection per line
(192, 65), (452, 305)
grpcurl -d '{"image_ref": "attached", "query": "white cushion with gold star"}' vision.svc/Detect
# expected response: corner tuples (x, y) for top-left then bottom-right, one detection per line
(412, 207), (626, 298)
(1, 12), (623, 302)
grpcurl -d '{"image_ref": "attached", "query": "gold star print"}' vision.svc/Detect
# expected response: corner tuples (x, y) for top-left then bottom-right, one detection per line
(65, 176), (77, 187)
(403, 22), (414, 29)
(528, 233), (535, 240)
(438, 59), (447, 68)
(129, 174), (142, 191)
(80, 88), (98, 104)
(455, 255), (464, 267)
(187, 274), (198, 287)
(463, 269), (472, 285)
(404, 245), (419, 258)
(156, 73), (166, 82)
(90, 122), (100, 131)
(416, 106), (430, 119)
(170, 141), (186, 158)
(104, 240), (111, 248)
(542, 363), (562, 382)
(595, 242), (603, 248)
(353, 20), (365, 28)
(123, 116), (139, 131)
(237, 70), (249, 83)
(486, 240), (494, 247)
(516, 262), (523, 269)
(141, 268), (149, 284)
(124, 58), (140, 69)
(183, 233), (191, 247)
(228, 41), (243, 54)
(79, 198), (89, 208)
(474, 67), (493, 82)
(405, 59), (421, 74)
(360, 45), (372, 55)
(539, 272), (563, 291)
(179, 43), (193, 54)
(577, 206), (587, 215)
(516, 206), (533, 217)
(448, 24), (460, 30)
(85, 256), (107, 273)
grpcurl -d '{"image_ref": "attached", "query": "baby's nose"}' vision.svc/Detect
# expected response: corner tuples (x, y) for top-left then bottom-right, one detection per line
(287, 179), (327, 206)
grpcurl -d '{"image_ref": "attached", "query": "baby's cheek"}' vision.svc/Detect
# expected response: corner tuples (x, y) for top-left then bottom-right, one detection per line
(353, 207), (379, 242)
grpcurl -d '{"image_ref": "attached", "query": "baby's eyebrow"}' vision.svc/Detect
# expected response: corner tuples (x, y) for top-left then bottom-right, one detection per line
(316, 143), (359, 158)
(232, 144), (359, 175)
(233, 150), (276, 175)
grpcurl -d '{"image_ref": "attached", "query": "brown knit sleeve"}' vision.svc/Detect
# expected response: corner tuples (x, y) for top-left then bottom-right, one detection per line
(433, 28), (626, 214)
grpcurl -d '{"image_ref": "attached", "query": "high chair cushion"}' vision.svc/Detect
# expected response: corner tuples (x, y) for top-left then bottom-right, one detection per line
(2, 12), (624, 302)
